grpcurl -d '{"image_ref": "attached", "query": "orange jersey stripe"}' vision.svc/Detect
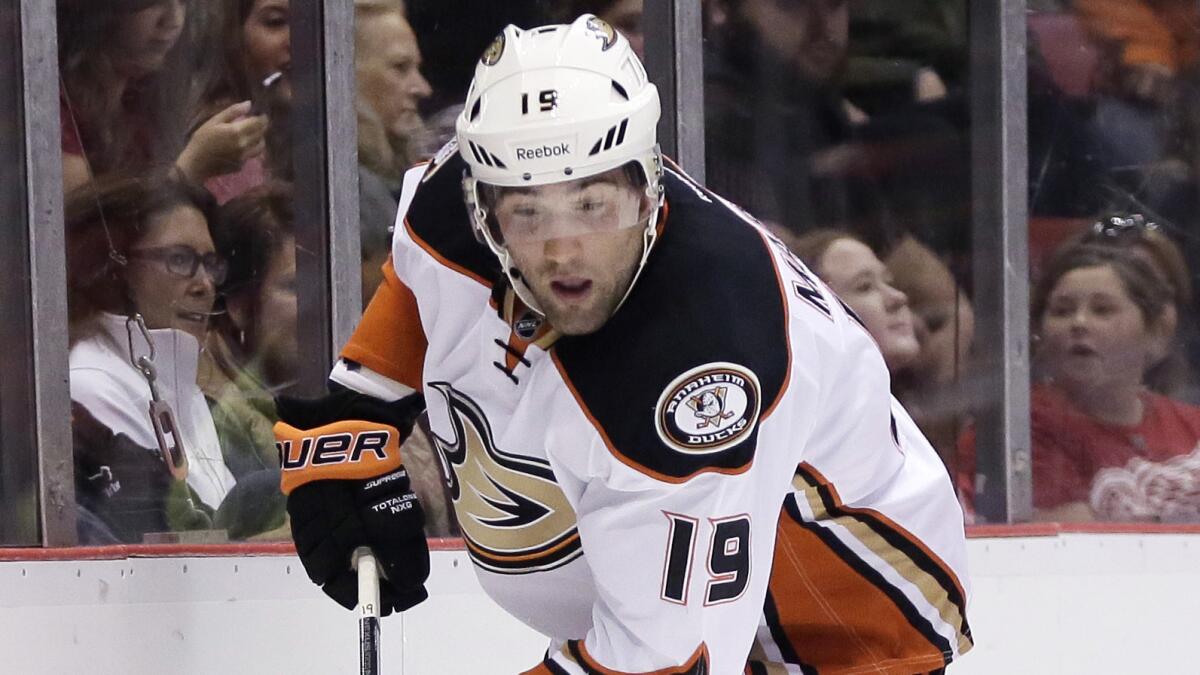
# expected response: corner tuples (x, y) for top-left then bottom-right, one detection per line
(765, 509), (950, 674)
(403, 217), (492, 288)
(341, 257), (427, 391)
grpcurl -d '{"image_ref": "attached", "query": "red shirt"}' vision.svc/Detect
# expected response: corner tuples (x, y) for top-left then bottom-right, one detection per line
(958, 383), (1200, 521)
(59, 86), (155, 171)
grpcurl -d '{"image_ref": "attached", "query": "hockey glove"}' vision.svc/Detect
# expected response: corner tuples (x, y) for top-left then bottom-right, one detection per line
(275, 387), (429, 615)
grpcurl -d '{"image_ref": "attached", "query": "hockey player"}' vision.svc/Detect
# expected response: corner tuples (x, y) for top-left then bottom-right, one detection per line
(274, 15), (973, 674)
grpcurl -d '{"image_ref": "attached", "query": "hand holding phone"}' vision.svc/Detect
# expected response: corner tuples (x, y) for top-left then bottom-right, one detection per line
(251, 71), (285, 116)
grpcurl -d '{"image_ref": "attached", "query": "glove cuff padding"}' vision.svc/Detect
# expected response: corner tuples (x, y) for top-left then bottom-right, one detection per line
(274, 388), (426, 495)
(276, 419), (404, 495)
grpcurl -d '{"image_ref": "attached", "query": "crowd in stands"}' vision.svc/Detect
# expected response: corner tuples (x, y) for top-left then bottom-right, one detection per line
(54, 0), (1200, 545)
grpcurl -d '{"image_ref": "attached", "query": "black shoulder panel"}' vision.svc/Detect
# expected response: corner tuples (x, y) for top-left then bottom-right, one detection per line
(404, 152), (501, 285)
(554, 168), (790, 481)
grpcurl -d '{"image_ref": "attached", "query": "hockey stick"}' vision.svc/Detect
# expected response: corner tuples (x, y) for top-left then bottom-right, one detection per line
(353, 547), (382, 675)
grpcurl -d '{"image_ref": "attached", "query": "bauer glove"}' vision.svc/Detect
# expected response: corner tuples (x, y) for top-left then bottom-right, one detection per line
(275, 387), (429, 615)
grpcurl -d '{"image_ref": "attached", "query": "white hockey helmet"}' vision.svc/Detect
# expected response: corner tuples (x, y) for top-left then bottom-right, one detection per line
(456, 14), (665, 314)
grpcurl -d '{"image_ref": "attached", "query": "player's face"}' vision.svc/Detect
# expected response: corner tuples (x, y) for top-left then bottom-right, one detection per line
(125, 205), (220, 344)
(817, 238), (919, 373)
(1038, 265), (1158, 395)
(493, 170), (651, 335)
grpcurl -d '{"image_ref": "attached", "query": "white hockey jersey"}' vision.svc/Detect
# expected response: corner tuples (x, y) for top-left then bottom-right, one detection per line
(332, 149), (973, 675)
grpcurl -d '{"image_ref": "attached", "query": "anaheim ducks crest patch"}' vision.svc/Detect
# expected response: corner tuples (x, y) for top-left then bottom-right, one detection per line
(655, 363), (761, 454)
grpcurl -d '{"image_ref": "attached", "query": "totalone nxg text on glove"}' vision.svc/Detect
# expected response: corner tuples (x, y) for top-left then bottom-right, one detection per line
(274, 387), (429, 616)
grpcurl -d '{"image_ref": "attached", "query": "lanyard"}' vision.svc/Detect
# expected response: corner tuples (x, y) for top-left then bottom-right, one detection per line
(126, 314), (190, 482)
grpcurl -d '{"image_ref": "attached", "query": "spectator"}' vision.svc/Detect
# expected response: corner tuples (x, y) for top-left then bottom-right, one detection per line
(1075, 214), (1195, 399)
(354, 0), (432, 302)
(790, 229), (920, 374)
(792, 229), (976, 468)
(355, 0), (430, 183)
(885, 235), (975, 390)
(198, 0), (293, 202)
(964, 244), (1200, 523)
(704, 0), (855, 232)
(201, 183), (298, 539)
(58, 0), (268, 194)
(209, 183), (300, 396)
(1074, 0), (1199, 97)
(65, 174), (236, 539)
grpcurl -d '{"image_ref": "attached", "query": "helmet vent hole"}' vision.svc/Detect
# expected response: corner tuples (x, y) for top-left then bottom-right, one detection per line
(588, 118), (630, 157)
(611, 81), (629, 101)
(468, 141), (506, 169)
(469, 98), (482, 121)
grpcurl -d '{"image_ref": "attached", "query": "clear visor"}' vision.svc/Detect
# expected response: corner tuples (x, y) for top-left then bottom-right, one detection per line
(479, 164), (656, 245)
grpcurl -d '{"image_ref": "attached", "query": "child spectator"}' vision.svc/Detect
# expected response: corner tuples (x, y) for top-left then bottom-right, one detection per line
(65, 173), (236, 540)
(58, 0), (268, 194)
(1075, 214), (1195, 399)
(962, 244), (1200, 523)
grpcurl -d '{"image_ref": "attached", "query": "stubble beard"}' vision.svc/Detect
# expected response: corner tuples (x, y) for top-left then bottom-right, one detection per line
(526, 257), (639, 336)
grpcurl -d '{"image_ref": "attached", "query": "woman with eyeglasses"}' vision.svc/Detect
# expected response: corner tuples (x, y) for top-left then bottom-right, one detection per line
(65, 173), (236, 543)
(961, 243), (1200, 523)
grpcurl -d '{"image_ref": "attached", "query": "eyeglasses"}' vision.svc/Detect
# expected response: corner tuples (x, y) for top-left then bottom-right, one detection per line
(1089, 214), (1158, 240)
(130, 246), (229, 285)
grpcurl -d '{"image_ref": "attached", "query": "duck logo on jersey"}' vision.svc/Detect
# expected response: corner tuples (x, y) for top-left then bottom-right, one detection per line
(688, 388), (735, 429)
(427, 382), (582, 574)
(656, 363), (761, 454)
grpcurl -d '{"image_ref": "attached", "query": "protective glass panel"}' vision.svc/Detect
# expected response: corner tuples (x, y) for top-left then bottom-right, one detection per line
(1024, 2), (1200, 525)
(702, 1), (976, 512)
(58, 0), (300, 544)
(0, 0), (39, 546)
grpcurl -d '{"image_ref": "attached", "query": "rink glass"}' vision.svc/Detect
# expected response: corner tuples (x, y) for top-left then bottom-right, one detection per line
(6, 0), (1200, 551)
(0, 0), (40, 546)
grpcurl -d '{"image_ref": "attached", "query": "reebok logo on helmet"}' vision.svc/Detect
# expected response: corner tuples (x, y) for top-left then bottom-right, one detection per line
(515, 142), (571, 160)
